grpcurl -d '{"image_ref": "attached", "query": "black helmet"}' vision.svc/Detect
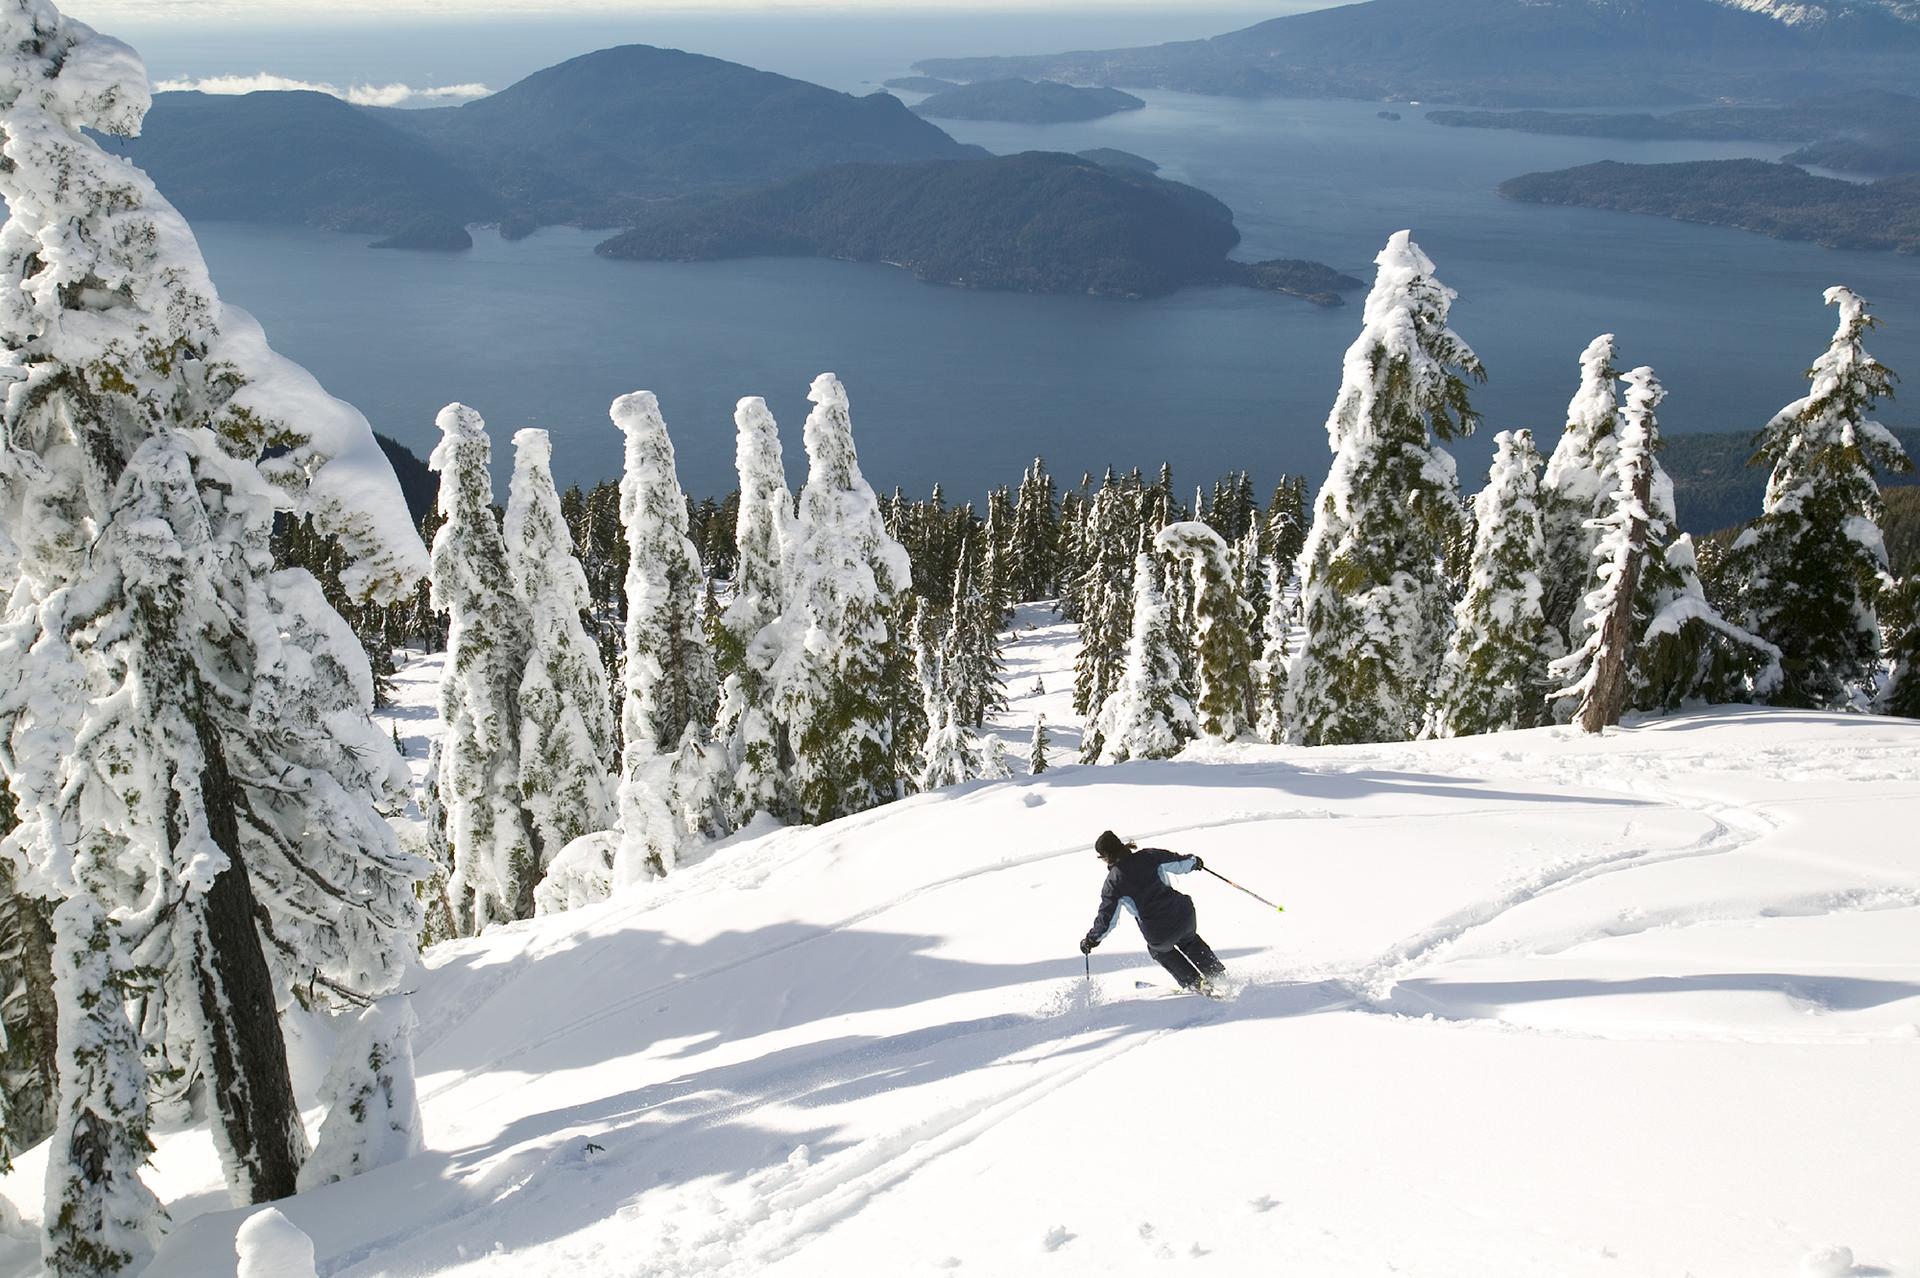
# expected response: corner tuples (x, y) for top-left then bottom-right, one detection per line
(1095, 830), (1128, 862)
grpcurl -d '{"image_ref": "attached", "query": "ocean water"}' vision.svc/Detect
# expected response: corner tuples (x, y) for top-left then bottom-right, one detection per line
(160, 14), (1920, 502)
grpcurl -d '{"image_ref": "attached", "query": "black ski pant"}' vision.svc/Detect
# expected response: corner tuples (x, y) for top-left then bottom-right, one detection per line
(1150, 932), (1225, 987)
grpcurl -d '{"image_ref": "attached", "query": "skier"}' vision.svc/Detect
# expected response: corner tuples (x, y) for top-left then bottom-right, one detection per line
(1079, 830), (1227, 992)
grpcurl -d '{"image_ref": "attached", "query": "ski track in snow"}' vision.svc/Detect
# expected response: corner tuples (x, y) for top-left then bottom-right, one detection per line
(15, 622), (1916, 1278)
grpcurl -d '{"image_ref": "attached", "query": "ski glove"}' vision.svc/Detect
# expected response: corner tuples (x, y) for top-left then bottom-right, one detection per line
(1191, 856), (1205, 873)
(1079, 936), (1096, 955)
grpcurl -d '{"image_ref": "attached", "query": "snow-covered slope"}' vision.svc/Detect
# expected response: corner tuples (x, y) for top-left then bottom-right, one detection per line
(1712, 0), (1920, 27)
(3, 621), (1918, 1278)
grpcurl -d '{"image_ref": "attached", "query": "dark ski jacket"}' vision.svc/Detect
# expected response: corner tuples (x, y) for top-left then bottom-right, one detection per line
(1083, 848), (1199, 953)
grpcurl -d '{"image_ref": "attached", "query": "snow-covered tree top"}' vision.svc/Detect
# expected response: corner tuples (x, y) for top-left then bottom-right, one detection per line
(511, 426), (553, 471)
(0, 0), (425, 602)
(1324, 229), (1481, 449)
(0, 1), (148, 137)
(735, 396), (788, 501)
(1153, 520), (1229, 558)
(430, 403), (491, 495)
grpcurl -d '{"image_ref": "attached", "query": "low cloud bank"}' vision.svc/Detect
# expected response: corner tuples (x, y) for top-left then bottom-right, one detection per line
(152, 74), (492, 106)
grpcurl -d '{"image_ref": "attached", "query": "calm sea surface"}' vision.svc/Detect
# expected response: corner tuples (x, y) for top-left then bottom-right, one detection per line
(179, 37), (1920, 503)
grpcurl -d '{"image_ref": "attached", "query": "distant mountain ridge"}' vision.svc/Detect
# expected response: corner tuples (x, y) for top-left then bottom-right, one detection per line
(915, 0), (1920, 107)
(105, 45), (975, 238)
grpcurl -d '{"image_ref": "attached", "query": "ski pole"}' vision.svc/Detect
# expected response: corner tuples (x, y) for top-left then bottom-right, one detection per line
(1205, 866), (1284, 914)
(1084, 952), (1091, 983)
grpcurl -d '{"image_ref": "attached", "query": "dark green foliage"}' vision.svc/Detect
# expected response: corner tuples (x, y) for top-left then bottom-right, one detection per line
(1882, 575), (1920, 717)
(913, 79), (1145, 124)
(1500, 159), (1920, 254)
(599, 151), (1355, 300)
(1880, 485), (1920, 576)
(1663, 427), (1920, 535)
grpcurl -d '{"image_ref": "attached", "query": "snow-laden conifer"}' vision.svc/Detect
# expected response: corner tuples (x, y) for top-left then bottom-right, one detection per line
(1029, 714), (1051, 775)
(1435, 430), (1561, 736)
(1072, 479), (1137, 731)
(430, 404), (538, 930)
(1287, 231), (1482, 745)
(1553, 369), (1781, 730)
(1542, 335), (1624, 648)
(40, 898), (161, 1278)
(297, 999), (424, 1190)
(1091, 554), (1195, 763)
(713, 397), (793, 825)
(611, 391), (716, 879)
(1010, 458), (1060, 601)
(1729, 288), (1911, 709)
(506, 429), (617, 880)
(1256, 553), (1292, 744)
(774, 374), (914, 822)
(0, 0), (424, 1231)
(1155, 522), (1256, 742)
(944, 537), (1008, 727)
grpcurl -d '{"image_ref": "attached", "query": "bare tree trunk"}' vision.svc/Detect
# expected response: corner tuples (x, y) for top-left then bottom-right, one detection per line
(183, 723), (307, 1202)
(1578, 454), (1653, 734)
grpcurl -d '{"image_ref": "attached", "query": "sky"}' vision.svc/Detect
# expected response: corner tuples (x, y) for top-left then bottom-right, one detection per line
(78, 0), (1295, 21)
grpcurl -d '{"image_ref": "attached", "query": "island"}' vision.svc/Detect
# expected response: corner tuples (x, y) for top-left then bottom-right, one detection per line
(596, 151), (1361, 303)
(912, 78), (1146, 125)
(1377, 110), (1402, 121)
(370, 213), (473, 251)
(1498, 159), (1920, 254)
(1430, 91), (1920, 175)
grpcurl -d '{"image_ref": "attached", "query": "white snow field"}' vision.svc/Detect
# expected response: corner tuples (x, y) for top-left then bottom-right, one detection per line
(4, 612), (1919, 1278)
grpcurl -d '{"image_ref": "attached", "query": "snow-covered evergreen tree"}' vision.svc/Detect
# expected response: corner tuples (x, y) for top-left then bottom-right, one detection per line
(1155, 522), (1256, 742)
(297, 999), (423, 1190)
(1009, 457), (1060, 601)
(41, 898), (161, 1278)
(1287, 231), (1482, 746)
(611, 391), (716, 880)
(506, 428), (617, 881)
(1072, 478), (1137, 731)
(1541, 335), (1624, 649)
(1435, 430), (1560, 736)
(1091, 554), (1195, 763)
(774, 374), (914, 823)
(1729, 287), (1911, 709)
(944, 538), (1007, 727)
(430, 404), (538, 931)
(713, 397), (793, 825)
(1029, 714), (1051, 775)
(0, 2), (425, 1237)
(1256, 553), (1292, 744)
(1552, 368), (1781, 730)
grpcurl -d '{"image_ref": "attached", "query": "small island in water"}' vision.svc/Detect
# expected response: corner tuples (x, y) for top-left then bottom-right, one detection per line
(912, 79), (1146, 125)
(597, 151), (1361, 303)
(1500, 159), (1920, 254)
(370, 213), (474, 251)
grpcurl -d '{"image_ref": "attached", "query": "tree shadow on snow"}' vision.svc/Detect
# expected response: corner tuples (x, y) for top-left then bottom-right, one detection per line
(146, 934), (1340, 1278)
